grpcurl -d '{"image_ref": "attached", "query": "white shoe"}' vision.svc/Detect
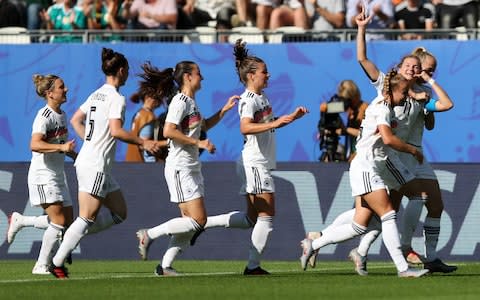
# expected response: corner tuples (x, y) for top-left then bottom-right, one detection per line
(306, 232), (321, 268)
(32, 263), (50, 275)
(398, 268), (429, 278)
(136, 229), (152, 261)
(7, 212), (24, 244)
(299, 238), (314, 271)
(348, 248), (368, 276)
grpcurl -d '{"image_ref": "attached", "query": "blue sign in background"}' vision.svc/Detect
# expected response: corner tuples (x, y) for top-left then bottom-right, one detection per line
(1, 41), (480, 162)
(1, 162), (479, 261)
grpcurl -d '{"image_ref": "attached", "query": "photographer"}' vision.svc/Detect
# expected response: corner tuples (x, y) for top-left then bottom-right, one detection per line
(318, 80), (367, 162)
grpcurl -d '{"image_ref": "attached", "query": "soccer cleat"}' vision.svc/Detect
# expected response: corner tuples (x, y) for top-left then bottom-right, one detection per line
(49, 265), (69, 279)
(424, 259), (458, 274)
(154, 264), (179, 276)
(136, 229), (152, 261)
(306, 232), (321, 268)
(299, 238), (314, 271)
(243, 266), (270, 275)
(32, 263), (50, 275)
(398, 268), (429, 278)
(403, 248), (423, 265)
(7, 212), (24, 244)
(348, 248), (368, 276)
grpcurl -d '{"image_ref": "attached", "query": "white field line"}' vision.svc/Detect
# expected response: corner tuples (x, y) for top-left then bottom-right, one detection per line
(0, 263), (468, 284)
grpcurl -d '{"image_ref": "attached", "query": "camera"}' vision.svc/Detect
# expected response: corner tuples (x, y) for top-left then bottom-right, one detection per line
(318, 95), (349, 162)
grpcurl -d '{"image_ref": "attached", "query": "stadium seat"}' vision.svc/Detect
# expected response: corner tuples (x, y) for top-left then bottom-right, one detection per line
(269, 26), (306, 44)
(184, 26), (217, 44)
(0, 27), (30, 44)
(228, 26), (264, 44)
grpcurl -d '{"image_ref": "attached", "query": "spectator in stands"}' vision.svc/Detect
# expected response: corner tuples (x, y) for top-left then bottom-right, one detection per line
(268, 0), (309, 30)
(305, 0), (346, 41)
(394, 0), (434, 40)
(122, 0), (177, 29)
(346, 0), (394, 40)
(232, 0), (255, 27)
(83, 0), (124, 30)
(25, 0), (51, 29)
(176, 0), (237, 30)
(254, 0), (308, 30)
(40, 0), (87, 42)
(434, 0), (478, 29)
(0, 0), (24, 27)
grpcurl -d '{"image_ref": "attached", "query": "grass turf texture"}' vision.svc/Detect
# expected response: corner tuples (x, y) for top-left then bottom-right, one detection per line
(0, 260), (478, 299)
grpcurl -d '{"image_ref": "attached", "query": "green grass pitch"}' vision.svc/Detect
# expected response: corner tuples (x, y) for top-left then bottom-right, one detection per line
(0, 260), (478, 300)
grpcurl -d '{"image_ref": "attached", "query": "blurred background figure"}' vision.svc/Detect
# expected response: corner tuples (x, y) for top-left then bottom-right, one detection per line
(318, 80), (367, 162)
(394, 0), (434, 40)
(176, 0), (237, 31)
(269, 0), (309, 30)
(346, 0), (395, 40)
(122, 0), (177, 29)
(433, 0), (478, 30)
(0, 0), (26, 27)
(253, 0), (308, 30)
(305, 0), (346, 41)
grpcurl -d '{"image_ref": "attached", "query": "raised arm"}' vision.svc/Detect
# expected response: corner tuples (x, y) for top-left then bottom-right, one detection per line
(356, 5), (379, 82)
(204, 95), (239, 131)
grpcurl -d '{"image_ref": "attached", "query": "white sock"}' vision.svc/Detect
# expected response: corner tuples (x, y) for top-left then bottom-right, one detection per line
(247, 216), (273, 269)
(380, 211), (408, 272)
(161, 232), (193, 268)
(320, 209), (355, 237)
(312, 221), (366, 250)
(52, 217), (90, 267)
(87, 211), (124, 234)
(147, 217), (202, 240)
(205, 211), (253, 229)
(20, 215), (49, 229)
(37, 223), (63, 265)
(357, 216), (382, 257)
(423, 217), (440, 262)
(400, 197), (424, 249)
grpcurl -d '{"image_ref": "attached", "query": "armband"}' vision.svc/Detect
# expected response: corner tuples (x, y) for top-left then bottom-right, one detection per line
(424, 98), (438, 112)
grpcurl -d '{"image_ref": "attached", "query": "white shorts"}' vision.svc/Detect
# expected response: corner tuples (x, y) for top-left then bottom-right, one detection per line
(164, 165), (204, 203)
(398, 151), (437, 180)
(244, 164), (275, 194)
(76, 166), (120, 198)
(350, 154), (414, 196)
(28, 181), (72, 207)
(252, 0), (302, 9)
(236, 158), (247, 196)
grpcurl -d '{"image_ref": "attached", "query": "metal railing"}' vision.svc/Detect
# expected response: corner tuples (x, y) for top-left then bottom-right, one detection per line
(0, 27), (478, 44)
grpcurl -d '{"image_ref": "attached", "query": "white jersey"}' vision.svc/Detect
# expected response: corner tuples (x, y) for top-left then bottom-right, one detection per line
(353, 98), (414, 191)
(28, 105), (69, 184)
(407, 83), (432, 147)
(238, 90), (276, 170)
(165, 93), (202, 170)
(74, 84), (125, 173)
(372, 71), (427, 143)
(355, 96), (397, 161)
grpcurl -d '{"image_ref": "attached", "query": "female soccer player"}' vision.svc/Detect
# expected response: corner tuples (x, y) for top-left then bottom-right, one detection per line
(301, 70), (429, 278)
(125, 62), (169, 162)
(234, 39), (308, 274)
(49, 48), (158, 278)
(22, 74), (76, 275)
(348, 6), (456, 275)
(135, 60), (239, 276)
